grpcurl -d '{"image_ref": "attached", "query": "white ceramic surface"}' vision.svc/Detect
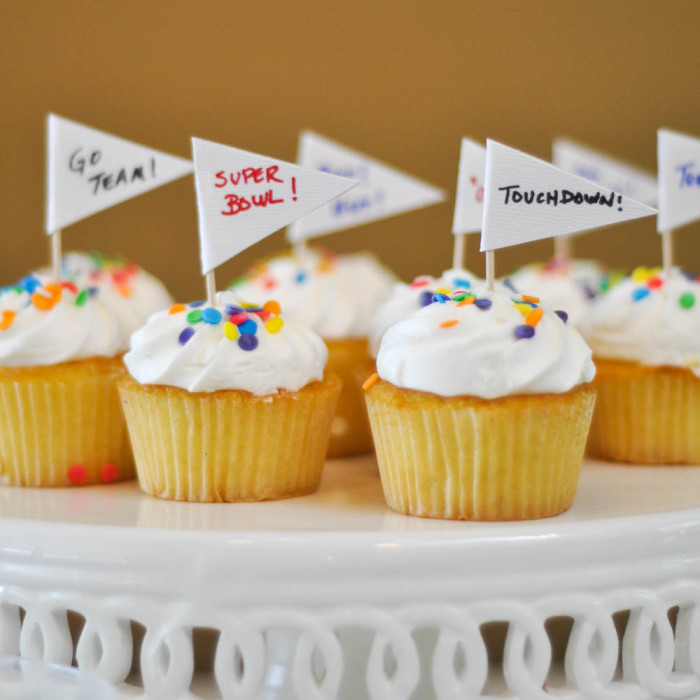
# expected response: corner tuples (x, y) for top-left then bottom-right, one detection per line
(0, 457), (699, 699)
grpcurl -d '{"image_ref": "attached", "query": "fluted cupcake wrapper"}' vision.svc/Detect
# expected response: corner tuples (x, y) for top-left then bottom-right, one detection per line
(0, 357), (134, 487)
(119, 374), (341, 502)
(588, 359), (700, 464)
(325, 339), (374, 458)
(365, 381), (596, 521)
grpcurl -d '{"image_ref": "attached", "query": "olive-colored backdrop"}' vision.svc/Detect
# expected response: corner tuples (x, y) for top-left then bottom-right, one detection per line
(2, 0), (700, 299)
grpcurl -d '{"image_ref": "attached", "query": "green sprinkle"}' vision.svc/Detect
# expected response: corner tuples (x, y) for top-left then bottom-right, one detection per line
(75, 290), (89, 306)
(453, 293), (469, 302)
(187, 309), (203, 323)
(680, 293), (695, 310)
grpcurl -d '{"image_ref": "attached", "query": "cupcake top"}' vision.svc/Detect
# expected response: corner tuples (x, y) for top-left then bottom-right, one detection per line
(124, 292), (328, 395)
(509, 255), (610, 332)
(376, 287), (595, 399)
(0, 277), (122, 366)
(38, 251), (173, 341)
(369, 268), (518, 357)
(229, 247), (397, 339)
(586, 266), (700, 376)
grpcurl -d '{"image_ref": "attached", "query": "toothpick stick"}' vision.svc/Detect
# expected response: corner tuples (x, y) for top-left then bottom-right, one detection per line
(485, 250), (495, 292)
(553, 235), (572, 259)
(51, 230), (62, 281)
(662, 230), (673, 280)
(206, 269), (216, 307)
(452, 233), (466, 271)
(293, 239), (308, 268)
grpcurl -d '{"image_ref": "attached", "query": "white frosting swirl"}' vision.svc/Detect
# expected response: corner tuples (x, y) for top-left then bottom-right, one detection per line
(37, 252), (173, 342)
(586, 267), (700, 376)
(376, 287), (595, 398)
(230, 248), (397, 339)
(509, 256), (607, 333)
(0, 281), (122, 367)
(369, 268), (517, 357)
(124, 292), (328, 395)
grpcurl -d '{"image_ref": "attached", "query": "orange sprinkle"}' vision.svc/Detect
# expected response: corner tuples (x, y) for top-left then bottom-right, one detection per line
(44, 282), (62, 296)
(32, 284), (62, 310)
(439, 319), (459, 328)
(263, 300), (281, 316)
(362, 372), (380, 391)
(118, 285), (133, 298)
(457, 297), (475, 306)
(522, 295), (540, 304)
(169, 303), (186, 314)
(0, 310), (16, 331)
(525, 307), (543, 327)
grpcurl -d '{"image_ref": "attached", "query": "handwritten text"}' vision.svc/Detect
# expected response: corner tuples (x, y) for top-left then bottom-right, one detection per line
(498, 185), (623, 211)
(68, 148), (156, 195)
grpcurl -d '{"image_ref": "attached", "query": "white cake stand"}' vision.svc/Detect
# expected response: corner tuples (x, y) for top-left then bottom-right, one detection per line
(0, 456), (699, 700)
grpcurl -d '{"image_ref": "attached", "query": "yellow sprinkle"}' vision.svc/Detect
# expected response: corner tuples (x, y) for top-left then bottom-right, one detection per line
(435, 287), (451, 295)
(241, 302), (259, 309)
(362, 372), (379, 391)
(514, 303), (531, 317)
(223, 322), (239, 341)
(265, 317), (284, 334)
(632, 266), (650, 282)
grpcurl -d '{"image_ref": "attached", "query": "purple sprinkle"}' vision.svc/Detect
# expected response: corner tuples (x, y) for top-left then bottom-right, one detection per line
(238, 319), (257, 335)
(238, 333), (258, 351)
(190, 300), (205, 307)
(88, 287), (99, 296)
(432, 293), (450, 304)
(555, 310), (569, 323)
(632, 288), (650, 302)
(179, 327), (195, 345)
(419, 290), (434, 307)
(474, 298), (492, 310)
(225, 304), (244, 316)
(583, 283), (597, 300)
(514, 324), (535, 339)
(682, 269), (697, 281)
(244, 306), (264, 313)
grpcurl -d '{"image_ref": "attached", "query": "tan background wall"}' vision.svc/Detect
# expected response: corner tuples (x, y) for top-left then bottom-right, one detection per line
(2, 0), (699, 300)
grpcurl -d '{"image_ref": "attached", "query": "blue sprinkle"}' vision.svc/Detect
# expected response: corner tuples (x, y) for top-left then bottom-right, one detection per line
(238, 319), (257, 335)
(632, 288), (650, 302)
(474, 298), (492, 310)
(682, 269), (697, 281)
(515, 300), (537, 308)
(189, 300), (205, 308)
(452, 278), (471, 289)
(225, 304), (244, 316)
(88, 287), (99, 296)
(296, 272), (307, 284)
(20, 276), (41, 293)
(503, 277), (518, 293)
(514, 324), (535, 339)
(419, 290), (433, 307)
(202, 308), (223, 325)
(179, 327), (195, 345)
(432, 293), (450, 304)
(555, 310), (569, 323)
(238, 334), (258, 351)
(583, 284), (597, 300)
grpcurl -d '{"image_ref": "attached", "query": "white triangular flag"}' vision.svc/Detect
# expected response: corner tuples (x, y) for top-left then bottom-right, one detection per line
(192, 137), (359, 274)
(480, 140), (657, 252)
(658, 129), (700, 233)
(287, 130), (445, 243)
(553, 137), (658, 207)
(46, 114), (193, 233)
(452, 138), (486, 235)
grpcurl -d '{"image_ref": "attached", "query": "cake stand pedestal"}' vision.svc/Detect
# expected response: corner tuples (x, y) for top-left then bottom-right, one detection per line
(0, 456), (699, 699)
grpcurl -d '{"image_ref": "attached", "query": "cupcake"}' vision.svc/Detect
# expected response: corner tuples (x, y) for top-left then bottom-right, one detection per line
(230, 246), (396, 457)
(585, 266), (700, 464)
(120, 292), (341, 502)
(38, 251), (173, 338)
(364, 287), (596, 520)
(509, 254), (615, 333)
(0, 277), (132, 486)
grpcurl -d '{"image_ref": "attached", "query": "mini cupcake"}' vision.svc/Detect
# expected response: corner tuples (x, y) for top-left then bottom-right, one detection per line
(0, 277), (132, 486)
(364, 288), (596, 520)
(230, 246), (396, 457)
(586, 266), (700, 464)
(120, 293), (341, 502)
(39, 251), (173, 339)
(509, 254), (616, 334)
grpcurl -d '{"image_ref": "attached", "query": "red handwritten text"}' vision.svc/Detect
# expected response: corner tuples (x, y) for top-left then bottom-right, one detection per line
(221, 190), (285, 216)
(215, 166), (284, 188)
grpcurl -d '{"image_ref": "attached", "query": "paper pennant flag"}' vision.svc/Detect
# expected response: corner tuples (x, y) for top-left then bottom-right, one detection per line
(192, 137), (360, 274)
(658, 129), (700, 233)
(287, 130), (446, 243)
(553, 137), (658, 207)
(452, 138), (486, 235)
(46, 114), (193, 233)
(480, 140), (658, 252)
